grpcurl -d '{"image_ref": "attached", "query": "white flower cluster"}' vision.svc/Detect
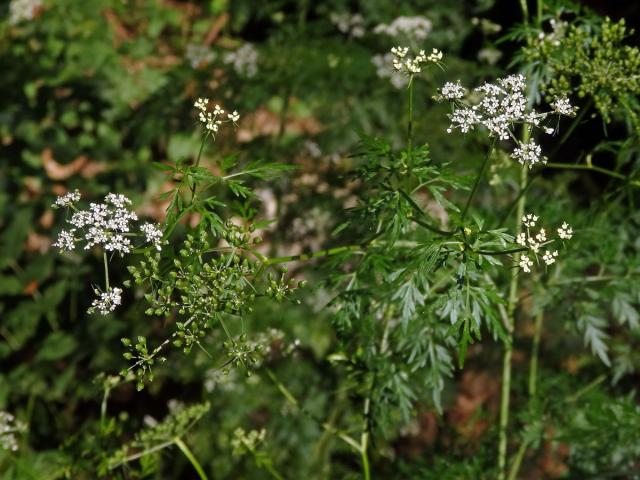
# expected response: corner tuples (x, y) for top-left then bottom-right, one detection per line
(9, 0), (41, 25)
(330, 12), (365, 38)
(551, 96), (577, 117)
(374, 16), (432, 40)
(515, 213), (572, 273)
(0, 411), (26, 452)
(558, 222), (573, 240)
(437, 81), (466, 100)
(194, 98), (240, 134)
(438, 74), (577, 168)
(140, 223), (163, 251)
(52, 192), (164, 255)
(223, 44), (258, 78)
(371, 53), (409, 89)
(52, 189), (81, 208)
(512, 141), (544, 168)
(87, 287), (123, 315)
(391, 46), (442, 76)
(185, 43), (216, 69)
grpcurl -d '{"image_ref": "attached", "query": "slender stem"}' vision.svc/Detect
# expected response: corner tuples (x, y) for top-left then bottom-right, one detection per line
(398, 189), (455, 236)
(360, 443), (371, 480)
(545, 162), (639, 186)
(360, 395), (371, 480)
(506, 308), (544, 480)
(407, 76), (414, 165)
(519, 0), (529, 23)
(564, 375), (606, 403)
(103, 252), (110, 291)
(111, 439), (175, 467)
(507, 440), (530, 480)
(461, 142), (495, 223)
(261, 457), (285, 480)
(498, 161), (528, 480)
(264, 245), (363, 266)
(265, 369), (361, 452)
(476, 247), (527, 256)
(537, 0), (543, 25)
(528, 310), (544, 396)
(175, 437), (209, 480)
(190, 132), (210, 202)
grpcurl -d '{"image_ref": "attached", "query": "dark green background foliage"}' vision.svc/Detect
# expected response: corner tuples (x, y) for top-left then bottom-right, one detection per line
(1, 0), (639, 479)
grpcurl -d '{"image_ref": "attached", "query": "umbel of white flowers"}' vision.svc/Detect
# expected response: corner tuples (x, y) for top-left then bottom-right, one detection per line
(52, 191), (164, 254)
(391, 46), (442, 75)
(52, 191), (165, 315)
(194, 98), (240, 133)
(516, 213), (573, 273)
(435, 74), (578, 169)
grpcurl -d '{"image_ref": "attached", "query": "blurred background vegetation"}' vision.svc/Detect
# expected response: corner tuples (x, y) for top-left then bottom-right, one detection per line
(1, 0), (639, 478)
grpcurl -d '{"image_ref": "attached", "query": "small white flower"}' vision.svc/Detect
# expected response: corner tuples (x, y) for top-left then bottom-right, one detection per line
(194, 98), (209, 111)
(0, 411), (26, 451)
(558, 222), (573, 240)
(439, 81), (466, 100)
(516, 232), (527, 246)
(140, 223), (163, 251)
(535, 228), (547, 243)
(9, 0), (42, 25)
(195, 98), (239, 134)
(542, 250), (559, 265)
(52, 230), (76, 251)
(544, 127), (555, 135)
(551, 96), (577, 116)
(519, 255), (533, 273)
(512, 141), (545, 169)
(427, 48), (443, 62)
(52, 190), (81, 208)
(527, 237), (541, 253)
(390, 46), (440, 76)
(88, 287), (123, 315)
(522, 214), (539, 228)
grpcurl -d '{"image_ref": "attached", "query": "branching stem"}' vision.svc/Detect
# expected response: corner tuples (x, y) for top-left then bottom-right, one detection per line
(461, 141), (495, 223)
(103, 252), (110, 291)
(498, 140), (529, 480)
(175, 437), (209, 480)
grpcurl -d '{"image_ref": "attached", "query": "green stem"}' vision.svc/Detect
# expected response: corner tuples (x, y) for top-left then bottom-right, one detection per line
(407, 76), (414, 165)
(190, 132), (210, 203)
(507, 308), (545, 480)
(476, 247), (527, 256)
(261, 457), (285, 480)
(175, 437), (209, 480)
(545, 162), (639, 186)
(265, 369), (361, 452)
(461, 142), (495, 223)
(528, 310), (544, 396)
(398, 189), (455, 236)
(564, 375), (606, 403)
(519, 0), (529, 23)
(360, 396), (371, 480)
(264, 245), (363, 266)
(507, 440), (530, 480)
(498, 162), (528, 480)
(360, 444), (371, 480)
(103, 252), (110, 291)
(537, 0), (543, 25)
